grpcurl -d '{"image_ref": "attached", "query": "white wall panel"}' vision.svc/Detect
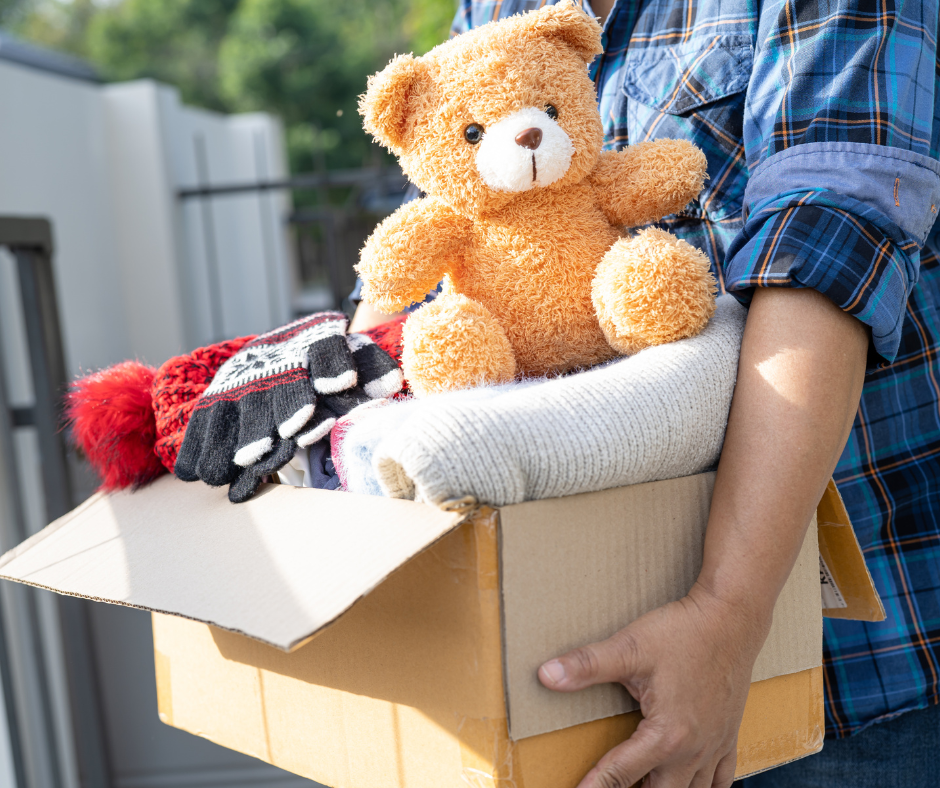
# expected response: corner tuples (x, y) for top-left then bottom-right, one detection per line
(0, 58), (305, 788)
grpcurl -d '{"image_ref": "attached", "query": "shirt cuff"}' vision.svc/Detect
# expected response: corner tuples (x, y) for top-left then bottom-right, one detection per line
(722, 192), (921, 365)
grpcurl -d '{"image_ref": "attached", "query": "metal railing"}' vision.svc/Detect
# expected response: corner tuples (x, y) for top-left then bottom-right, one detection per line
(177, 163), (409, 316)
(0, 217), (111, 788)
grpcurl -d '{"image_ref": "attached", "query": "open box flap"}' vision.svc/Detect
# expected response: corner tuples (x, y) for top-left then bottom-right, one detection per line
(817, 479), (886, 622)
(0, 474), (469, 651)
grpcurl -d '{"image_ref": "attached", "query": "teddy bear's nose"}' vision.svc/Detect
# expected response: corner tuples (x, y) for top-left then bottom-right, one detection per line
(515, 127), (543, 150)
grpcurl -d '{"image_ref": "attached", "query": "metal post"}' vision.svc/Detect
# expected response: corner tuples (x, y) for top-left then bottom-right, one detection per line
(0, 217), (113, 788)
(254, 129), (283, 329)
(0, 332), (31, 788)
(194, 135), (225, 340)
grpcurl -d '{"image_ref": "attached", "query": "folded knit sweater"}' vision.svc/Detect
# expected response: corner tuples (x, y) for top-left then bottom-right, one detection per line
(334, 295), (746, 507)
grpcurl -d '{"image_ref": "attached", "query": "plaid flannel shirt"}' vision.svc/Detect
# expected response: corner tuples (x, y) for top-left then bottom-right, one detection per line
(452, 0), (940, 737)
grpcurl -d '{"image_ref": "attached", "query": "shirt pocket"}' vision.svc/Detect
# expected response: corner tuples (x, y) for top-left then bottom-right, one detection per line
(622, 36), (753, 222)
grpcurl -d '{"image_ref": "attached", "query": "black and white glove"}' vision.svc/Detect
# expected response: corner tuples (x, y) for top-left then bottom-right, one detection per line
(174, 312), (402, 502)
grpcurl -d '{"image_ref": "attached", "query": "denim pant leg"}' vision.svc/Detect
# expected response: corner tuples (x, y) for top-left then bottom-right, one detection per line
(735, 702), (940, 788)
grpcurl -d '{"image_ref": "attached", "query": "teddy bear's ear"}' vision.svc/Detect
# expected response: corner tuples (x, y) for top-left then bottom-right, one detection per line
(528, 1), (603, 63)
(359, 54), (426, 153)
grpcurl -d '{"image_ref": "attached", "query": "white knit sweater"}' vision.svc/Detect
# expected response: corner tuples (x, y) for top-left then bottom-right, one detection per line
(336, 295), (746, 507)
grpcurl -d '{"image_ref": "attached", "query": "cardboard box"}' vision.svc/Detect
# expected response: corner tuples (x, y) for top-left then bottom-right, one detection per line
(0, 473), (882, 787)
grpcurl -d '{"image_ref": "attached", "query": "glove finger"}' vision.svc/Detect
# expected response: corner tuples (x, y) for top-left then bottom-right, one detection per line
(228, 437), (297, 503)
(272, 374), (316, 439)
(321, 389), (371, 418)
(347, 334), (403, 398)
(233, 397), (278, 468)
(174, 402), (213, 482)
(193, 399), (242, 486)
(295, 402), (337, 448)
(309, 334), (357, 394)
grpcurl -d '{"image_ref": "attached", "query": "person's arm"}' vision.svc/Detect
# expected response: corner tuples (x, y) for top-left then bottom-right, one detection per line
(538, 287), (868, 788)
(539, 0), (938, 782)
(349, 301), (404, 332)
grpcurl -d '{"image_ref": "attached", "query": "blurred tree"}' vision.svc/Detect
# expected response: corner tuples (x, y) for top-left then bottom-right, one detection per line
(218, 0), (384, 170)
(85, 0), (242, 112)
(403, 0), (459, 53)
(8, 0), (98, 61)
(5, 0), (456, 170)
(0, 0), (29, 25)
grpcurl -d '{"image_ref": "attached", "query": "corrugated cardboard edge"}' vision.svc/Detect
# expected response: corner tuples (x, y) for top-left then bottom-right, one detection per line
(0, 482), (477, 653)
(818, 480), (886, 622)
(0, 489), (106, 568)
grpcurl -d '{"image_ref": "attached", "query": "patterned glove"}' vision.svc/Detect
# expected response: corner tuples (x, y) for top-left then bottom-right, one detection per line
(174, 312), (403, 502)
(174, 312), (354, 490)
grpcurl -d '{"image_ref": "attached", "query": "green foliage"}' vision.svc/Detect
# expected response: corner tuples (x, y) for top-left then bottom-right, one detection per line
(218, 0), (377, 169)
(7, 0), (456, 170)
(0, 0), (33, 26)
(85, 0), (242, 112)
(6, 0), (98, 58)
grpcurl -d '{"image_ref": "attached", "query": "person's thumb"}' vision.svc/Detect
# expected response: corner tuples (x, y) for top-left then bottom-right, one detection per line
(538, 629), (644, 692)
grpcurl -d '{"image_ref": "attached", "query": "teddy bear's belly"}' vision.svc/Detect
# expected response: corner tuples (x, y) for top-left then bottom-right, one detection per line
(453, 218), (622, 377)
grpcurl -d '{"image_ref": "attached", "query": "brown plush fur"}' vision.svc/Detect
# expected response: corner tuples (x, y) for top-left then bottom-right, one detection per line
(358, 1), (716, 396)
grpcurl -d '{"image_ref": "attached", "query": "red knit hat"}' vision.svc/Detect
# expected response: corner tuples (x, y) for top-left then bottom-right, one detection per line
(65, 315), (408, 491)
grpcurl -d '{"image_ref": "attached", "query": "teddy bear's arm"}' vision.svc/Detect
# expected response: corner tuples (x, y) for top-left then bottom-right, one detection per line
(356, 198), (471, 313)
(589, 140), (708, 228)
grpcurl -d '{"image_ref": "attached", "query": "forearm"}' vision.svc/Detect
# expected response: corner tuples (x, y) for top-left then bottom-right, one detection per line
(695, 287), (868, 635)
(349, 301), (405, 332)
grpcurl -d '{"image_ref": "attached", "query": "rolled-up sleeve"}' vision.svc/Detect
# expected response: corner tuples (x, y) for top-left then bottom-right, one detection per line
(723, 0), (940, 364)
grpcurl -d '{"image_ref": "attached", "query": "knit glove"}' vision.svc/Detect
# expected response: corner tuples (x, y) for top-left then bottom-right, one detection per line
(175, 312), (403, 502)
(174, 312), (350, 493)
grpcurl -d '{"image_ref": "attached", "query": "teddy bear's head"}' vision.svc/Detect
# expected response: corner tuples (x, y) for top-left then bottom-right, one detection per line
(360, 2), (605, 216)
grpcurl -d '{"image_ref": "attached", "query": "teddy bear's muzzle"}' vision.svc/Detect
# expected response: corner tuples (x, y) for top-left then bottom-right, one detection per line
(475, 107), (574, 193)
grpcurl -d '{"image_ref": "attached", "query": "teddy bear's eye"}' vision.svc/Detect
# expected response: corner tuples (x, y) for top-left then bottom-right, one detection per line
(545, 104), (559, 121)
(464, 124), (484, 144)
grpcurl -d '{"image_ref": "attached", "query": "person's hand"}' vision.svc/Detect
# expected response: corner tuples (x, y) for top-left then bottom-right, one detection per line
(538, 581), (771, 788)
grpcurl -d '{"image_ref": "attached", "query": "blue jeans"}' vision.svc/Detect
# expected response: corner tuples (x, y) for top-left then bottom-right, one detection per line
(736, 702), (940, 788)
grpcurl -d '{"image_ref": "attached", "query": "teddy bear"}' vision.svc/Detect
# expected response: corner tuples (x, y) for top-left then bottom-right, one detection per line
(356, 1), (716, 397)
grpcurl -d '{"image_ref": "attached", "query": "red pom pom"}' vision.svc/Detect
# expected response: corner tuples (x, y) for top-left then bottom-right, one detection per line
(65, 361), (166, 491)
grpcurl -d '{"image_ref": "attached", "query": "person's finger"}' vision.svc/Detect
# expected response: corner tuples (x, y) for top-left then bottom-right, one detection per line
(576, 726), (669, 788)
(540, 628), (644, 691)
(686, 765), (719, 788)
(647, 766), (700, 788)
(709, 750), (737, 788)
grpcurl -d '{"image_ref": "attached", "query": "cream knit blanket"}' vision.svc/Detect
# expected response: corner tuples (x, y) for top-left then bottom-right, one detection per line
(335, 295), (746, 506)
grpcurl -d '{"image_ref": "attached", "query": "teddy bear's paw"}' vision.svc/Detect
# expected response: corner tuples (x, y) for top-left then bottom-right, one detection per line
(402, 294), (516, 397)
(593, 228), (717, 354)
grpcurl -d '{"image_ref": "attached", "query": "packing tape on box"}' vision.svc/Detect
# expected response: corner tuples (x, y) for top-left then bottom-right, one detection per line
(457, 716), (515, 788)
